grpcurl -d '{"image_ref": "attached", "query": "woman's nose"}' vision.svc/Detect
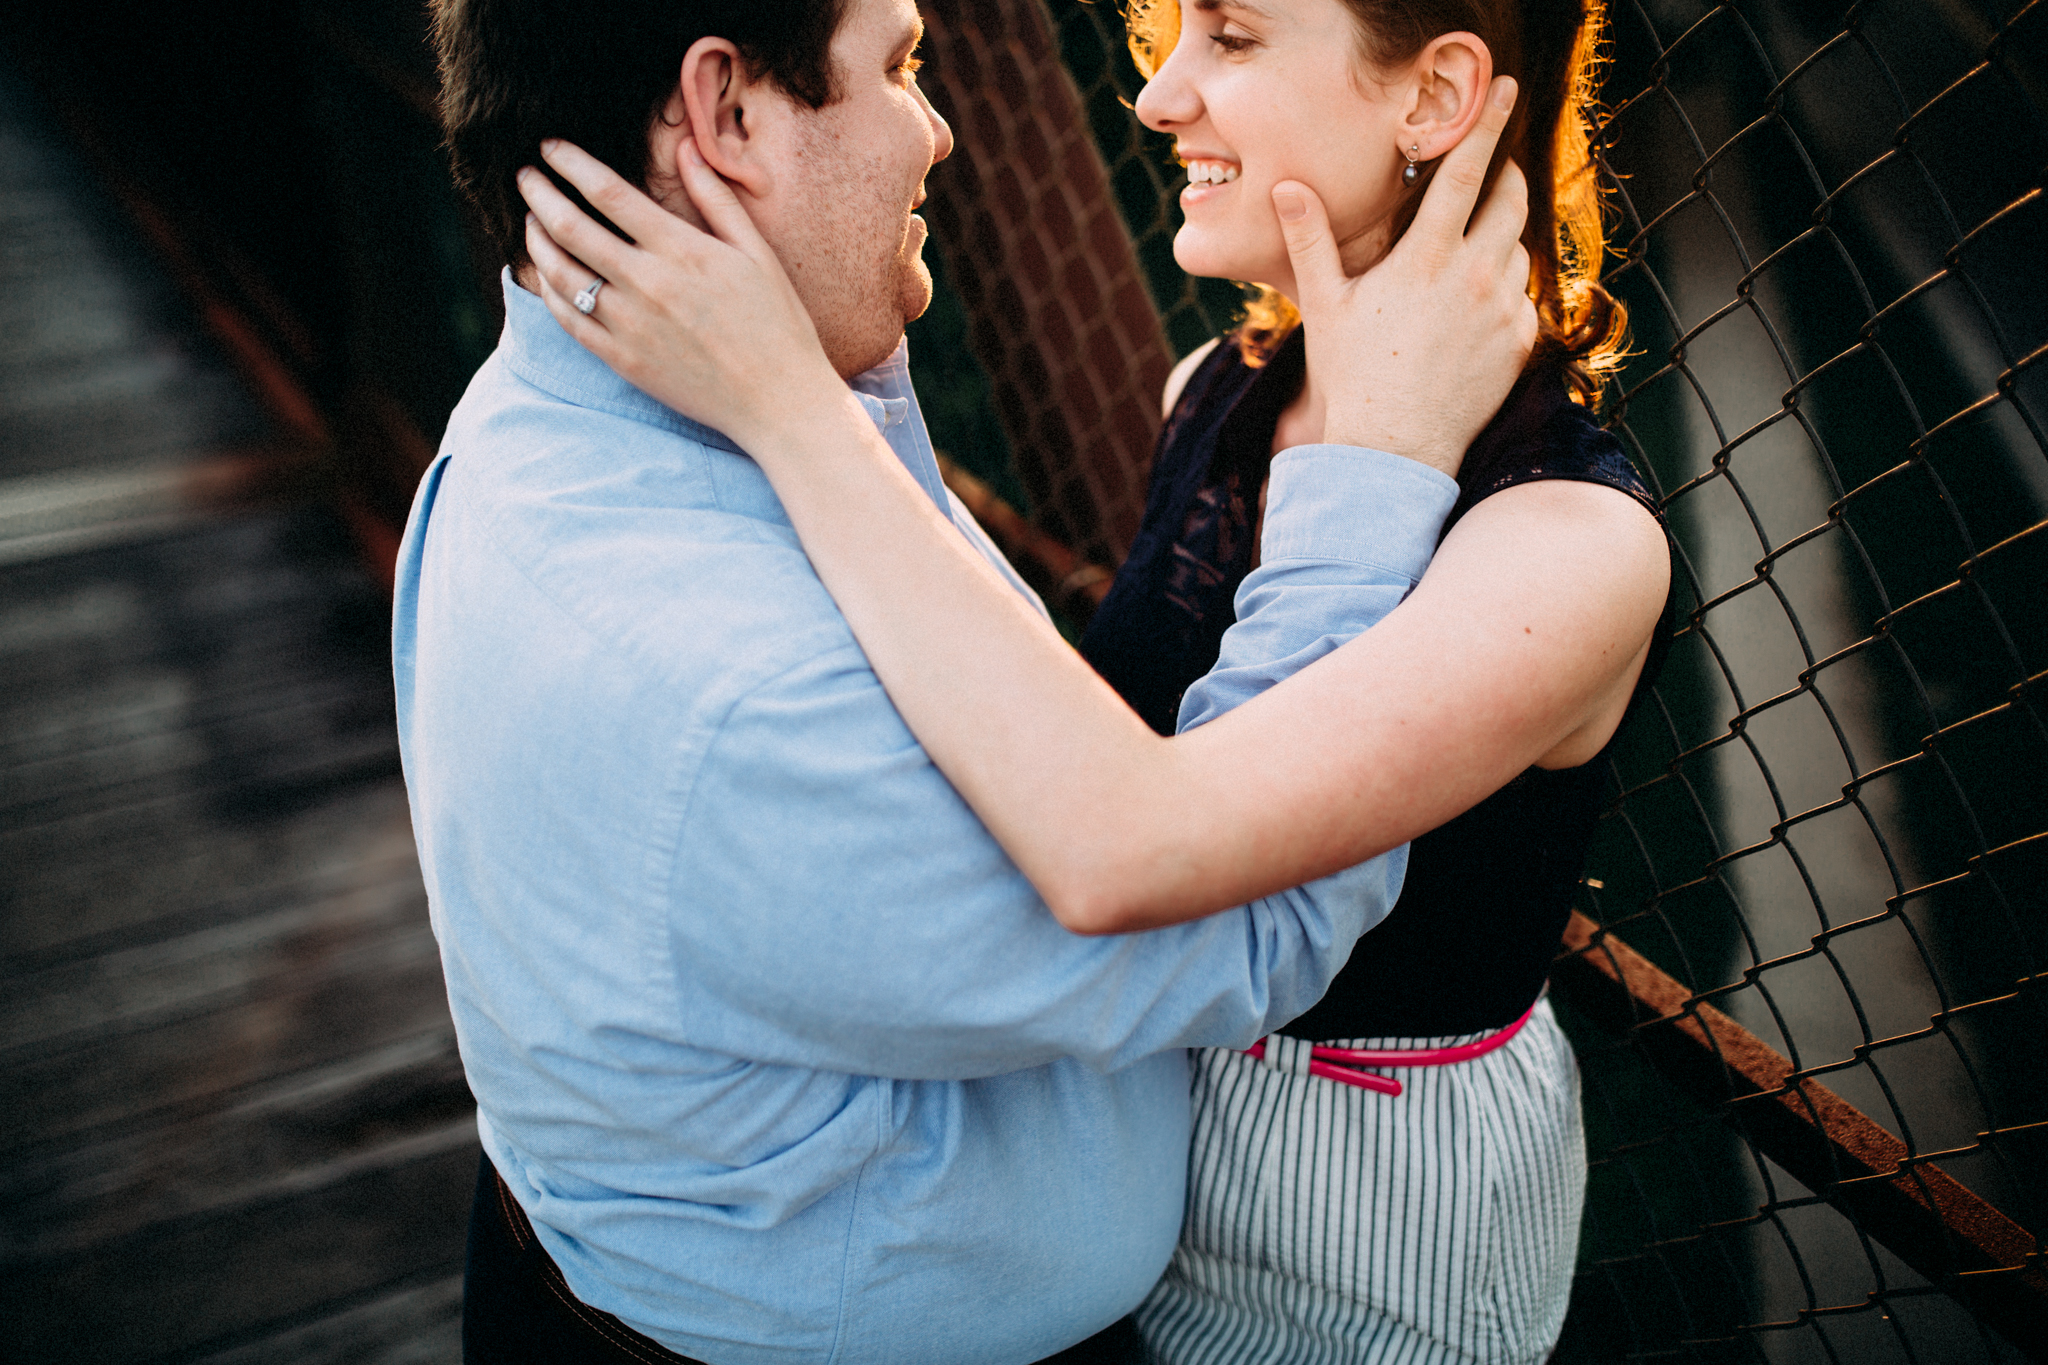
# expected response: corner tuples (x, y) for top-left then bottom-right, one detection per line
(1133, 45), (1199, 133)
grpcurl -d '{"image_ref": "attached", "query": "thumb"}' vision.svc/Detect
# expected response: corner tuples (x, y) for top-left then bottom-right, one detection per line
(1272, 180), (1343, 312)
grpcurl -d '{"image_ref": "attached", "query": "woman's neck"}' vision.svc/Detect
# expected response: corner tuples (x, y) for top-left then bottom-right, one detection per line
(1264, 216), (1400, 456)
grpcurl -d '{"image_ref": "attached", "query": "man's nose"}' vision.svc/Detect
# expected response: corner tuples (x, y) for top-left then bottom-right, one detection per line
(919, 81), (954, 163)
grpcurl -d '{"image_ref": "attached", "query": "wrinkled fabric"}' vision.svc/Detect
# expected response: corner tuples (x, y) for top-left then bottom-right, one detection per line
(1092, 334), (1673, 1038)
(392, 275), (1458, 1364)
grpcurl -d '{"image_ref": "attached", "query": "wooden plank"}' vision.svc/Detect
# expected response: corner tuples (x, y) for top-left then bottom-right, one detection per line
(0, 446), (313, 566)
(0, 521), (398, 829)
(0, 1030), (469, 1262)
(1554, 910), (2048, 1360)
(0, 1145), (476, 1363)
(0, 55), (475, 1364)
(0, 509), (383, 660)
(185, 1273), (464, 1365)
(0, 77), (268, 485)
(0, 661), (379, 770)
(0, 870), (432, 1057)
(0, 778), (417, 963)
(1, 714), (400, 834)
(0, 926), (451, 1155)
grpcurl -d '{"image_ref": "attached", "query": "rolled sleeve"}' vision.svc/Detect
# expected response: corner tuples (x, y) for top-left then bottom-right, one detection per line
(1254, 444), (1459, 569)
(1166, 443), (1456, 965)
(1178, 444), (1457, 731)
(666, 644), (1379, 1080)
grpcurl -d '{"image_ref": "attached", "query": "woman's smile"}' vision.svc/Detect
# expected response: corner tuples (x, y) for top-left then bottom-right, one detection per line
(1182, 157), (1242, 207)
(1135, 0), (1415, 299)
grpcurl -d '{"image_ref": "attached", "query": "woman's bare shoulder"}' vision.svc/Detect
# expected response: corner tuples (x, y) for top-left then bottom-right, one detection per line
(1441, 478), (1667, 605)
(1161, 337), (1224, 419)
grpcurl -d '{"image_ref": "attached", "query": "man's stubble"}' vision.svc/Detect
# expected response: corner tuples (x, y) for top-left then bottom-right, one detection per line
(775, 105), (935, 379)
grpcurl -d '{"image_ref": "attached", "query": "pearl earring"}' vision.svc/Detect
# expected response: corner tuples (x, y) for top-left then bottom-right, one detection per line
(1402, 144), (1422, 187)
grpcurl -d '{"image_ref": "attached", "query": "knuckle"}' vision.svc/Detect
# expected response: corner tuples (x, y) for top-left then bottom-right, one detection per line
(542, 207), (578, 241)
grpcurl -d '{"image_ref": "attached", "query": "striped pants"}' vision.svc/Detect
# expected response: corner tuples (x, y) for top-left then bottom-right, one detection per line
(1136, 998), (1584, 1365)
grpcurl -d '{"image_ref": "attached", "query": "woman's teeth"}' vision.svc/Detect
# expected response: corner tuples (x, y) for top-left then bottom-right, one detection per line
(1186, 160), (1239, 186)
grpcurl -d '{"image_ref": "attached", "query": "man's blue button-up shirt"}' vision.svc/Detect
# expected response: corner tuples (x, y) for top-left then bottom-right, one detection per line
(393, 276), (1459, 1364)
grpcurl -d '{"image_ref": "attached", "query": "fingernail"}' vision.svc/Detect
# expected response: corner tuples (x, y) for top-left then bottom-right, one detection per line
(1493, 77), (1517, 111)
(516, 166), (533, 184)
(525, 212), (537, 228)
(540, 137), (561, 155)
(684, 140), (705, 168)
(1274, 187), (1305, 222)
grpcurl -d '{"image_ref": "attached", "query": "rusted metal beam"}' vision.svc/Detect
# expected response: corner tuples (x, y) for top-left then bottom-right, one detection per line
(1553, 910), (2048, 1360)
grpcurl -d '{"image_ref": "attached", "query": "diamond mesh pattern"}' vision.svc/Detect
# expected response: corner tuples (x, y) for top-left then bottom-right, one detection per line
(1555, 2), (2045, 1357)
(932, 0), (2045, 1356)
(920, 0), (1180, 567)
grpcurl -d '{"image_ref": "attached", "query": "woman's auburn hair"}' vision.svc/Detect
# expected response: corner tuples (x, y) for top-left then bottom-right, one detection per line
(1125, 0), (1628, 405)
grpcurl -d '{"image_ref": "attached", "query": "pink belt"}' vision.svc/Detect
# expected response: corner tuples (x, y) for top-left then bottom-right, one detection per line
(1243, 1000), (1538, 1098)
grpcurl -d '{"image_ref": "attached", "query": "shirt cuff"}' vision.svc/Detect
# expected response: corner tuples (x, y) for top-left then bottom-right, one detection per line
(1259, 444), (1460, 581)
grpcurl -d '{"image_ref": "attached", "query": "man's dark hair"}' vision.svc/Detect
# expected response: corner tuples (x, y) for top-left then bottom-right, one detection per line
(432, 0), (850, 268)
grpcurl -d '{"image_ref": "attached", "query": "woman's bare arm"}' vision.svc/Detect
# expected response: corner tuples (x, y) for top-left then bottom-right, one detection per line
(1019, 468), (1666, 932)
(510, 79), (1667, 933)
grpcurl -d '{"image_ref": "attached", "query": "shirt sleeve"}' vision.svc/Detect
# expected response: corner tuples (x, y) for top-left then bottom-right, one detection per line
(1178, 444), (1459, 729)
(666, 445), (1454, 1082)
(1162, 444), (1461, 1032)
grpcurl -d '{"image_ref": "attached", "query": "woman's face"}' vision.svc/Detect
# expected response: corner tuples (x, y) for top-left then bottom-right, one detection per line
(1134, 0), (1414, 304)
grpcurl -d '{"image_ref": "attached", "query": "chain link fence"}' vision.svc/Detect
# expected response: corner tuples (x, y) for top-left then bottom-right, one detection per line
(1552, 1), (2045, 1357)
(925, 0), (2047, 1357)
(917, 0), (1176, 580)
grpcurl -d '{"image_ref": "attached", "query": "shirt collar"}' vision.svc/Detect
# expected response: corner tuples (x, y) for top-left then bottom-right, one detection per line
(493, 270), (951, 511)
(843, 335), (952, 510)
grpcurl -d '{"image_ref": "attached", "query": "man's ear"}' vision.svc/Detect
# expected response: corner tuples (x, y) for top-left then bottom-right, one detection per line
(1400, 32), (1492, 161)
(678, 35), (773, 198)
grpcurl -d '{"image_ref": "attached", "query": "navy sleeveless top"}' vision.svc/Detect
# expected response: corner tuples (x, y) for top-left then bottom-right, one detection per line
(1079, 329), (1673, 1038)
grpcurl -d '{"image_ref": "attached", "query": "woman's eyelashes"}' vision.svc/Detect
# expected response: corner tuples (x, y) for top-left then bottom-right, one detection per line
(1209, 31), (1257, 55)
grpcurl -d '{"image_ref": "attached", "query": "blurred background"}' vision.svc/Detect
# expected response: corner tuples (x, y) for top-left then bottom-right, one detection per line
(0, 1), (2041, 1361)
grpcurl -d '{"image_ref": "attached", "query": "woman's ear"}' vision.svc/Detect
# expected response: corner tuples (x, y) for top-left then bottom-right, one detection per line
(1401, 32), (1492, 161)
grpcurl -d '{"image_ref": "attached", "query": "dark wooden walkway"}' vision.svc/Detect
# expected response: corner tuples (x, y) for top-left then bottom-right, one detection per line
(0, 65), (473, 1364)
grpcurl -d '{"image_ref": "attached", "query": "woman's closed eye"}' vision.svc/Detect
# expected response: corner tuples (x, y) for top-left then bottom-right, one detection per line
(1209, 31), (1257, 55)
